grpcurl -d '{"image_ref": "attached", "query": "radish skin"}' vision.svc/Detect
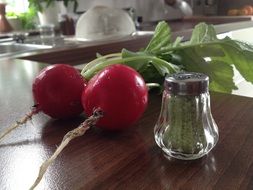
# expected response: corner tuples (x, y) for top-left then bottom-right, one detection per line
(0, 64), (85, 143)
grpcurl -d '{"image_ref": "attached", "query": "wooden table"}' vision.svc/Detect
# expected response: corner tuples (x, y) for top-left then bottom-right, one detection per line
(1, 56), (253, 190)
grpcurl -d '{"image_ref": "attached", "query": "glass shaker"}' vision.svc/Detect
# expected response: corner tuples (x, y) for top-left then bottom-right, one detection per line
(154, 72), (219, 160)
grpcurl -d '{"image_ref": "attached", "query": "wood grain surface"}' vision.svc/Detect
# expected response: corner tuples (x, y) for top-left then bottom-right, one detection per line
(0, 58), (253, 190)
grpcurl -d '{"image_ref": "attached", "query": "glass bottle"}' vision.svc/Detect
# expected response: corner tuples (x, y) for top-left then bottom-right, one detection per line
(0, 3), (13, 33)
(154, 72), (219, 160)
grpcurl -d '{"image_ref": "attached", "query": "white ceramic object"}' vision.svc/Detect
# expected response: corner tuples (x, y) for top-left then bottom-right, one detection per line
(75, 6), (136, 40)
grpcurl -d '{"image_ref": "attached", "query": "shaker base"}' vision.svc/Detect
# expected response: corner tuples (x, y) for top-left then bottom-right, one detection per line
(162, 148), (211, 161)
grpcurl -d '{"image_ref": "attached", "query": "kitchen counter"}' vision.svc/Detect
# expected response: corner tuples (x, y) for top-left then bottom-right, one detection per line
(1, 56), (253, 190)
(140, 15), (253, 31)
(1, 20), (253, 189)
(15, 20), (253, 65)
(1, 16), (253, 65)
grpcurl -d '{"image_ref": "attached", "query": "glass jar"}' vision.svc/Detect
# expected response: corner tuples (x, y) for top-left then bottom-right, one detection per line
(154, 72), (219, 160)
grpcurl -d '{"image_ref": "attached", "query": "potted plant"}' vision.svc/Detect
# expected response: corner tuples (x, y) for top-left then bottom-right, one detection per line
(28, 0), (78, 13)
(28, 0), (78, 26)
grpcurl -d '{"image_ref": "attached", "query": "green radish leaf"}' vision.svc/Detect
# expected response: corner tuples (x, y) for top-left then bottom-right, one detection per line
(189, 22), (218, 44)
(121, 49), (149, 71)
(145, 21), (172, 54)
(81, 21), (253, 95)
(215, 39), (253, 83)
(176, 47), (237, 93)
(155, 22), (253, 93)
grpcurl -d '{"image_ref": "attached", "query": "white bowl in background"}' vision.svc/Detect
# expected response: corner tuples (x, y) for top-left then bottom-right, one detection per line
(75, 6), (136, 41)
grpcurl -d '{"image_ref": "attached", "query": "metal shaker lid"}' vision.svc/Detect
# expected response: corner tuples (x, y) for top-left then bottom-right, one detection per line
(164, 72), (209, 95)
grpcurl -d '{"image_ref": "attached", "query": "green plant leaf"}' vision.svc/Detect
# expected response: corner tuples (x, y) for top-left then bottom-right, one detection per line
(121, 49), (149, 71)
(145, 21), (172, 54)
(216, 39), (253, 83)
(157, 22), (253, 93)
(189, 22), (218, 44)
(81, 21), (253, 95)
(176, 47), (237, 93)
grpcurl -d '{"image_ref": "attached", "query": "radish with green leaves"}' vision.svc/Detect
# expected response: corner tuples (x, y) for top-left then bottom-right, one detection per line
(0, 64), (86, 142)
(30, 64), (148, 189)
(12, 20), (253, 189)
(30, 20), (253, 189)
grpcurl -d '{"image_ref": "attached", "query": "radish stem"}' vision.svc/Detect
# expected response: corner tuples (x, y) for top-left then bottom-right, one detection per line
(82, 53), (122, 73)
(30, 109), (103, 190)
(146, 83), (161, 90)
(0, 106), (39, 142)
(82, 55), (180, 80)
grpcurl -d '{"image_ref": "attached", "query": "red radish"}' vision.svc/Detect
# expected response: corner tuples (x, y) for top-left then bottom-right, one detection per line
(82, 64), (148, 130)
(30, 64), (148, 189)
(33, 64), (85, 119)
(0, 64), (85, 142)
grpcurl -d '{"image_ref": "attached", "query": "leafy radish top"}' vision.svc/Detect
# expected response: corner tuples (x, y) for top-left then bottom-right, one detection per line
(81, 21), (253, 94)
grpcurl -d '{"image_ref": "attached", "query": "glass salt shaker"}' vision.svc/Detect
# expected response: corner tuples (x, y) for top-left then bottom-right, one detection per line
(154, 72), (219, 160)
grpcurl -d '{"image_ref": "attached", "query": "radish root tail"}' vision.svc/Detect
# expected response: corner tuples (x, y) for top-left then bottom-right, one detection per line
(30, 109), (103, 190)
(0, 106), (39, 143)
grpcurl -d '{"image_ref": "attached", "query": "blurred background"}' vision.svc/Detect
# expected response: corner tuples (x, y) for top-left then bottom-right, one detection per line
(2, 0), (253, 31)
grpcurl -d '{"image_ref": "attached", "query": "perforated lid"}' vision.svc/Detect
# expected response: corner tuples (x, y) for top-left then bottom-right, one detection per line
(164, 72), (209, 95)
